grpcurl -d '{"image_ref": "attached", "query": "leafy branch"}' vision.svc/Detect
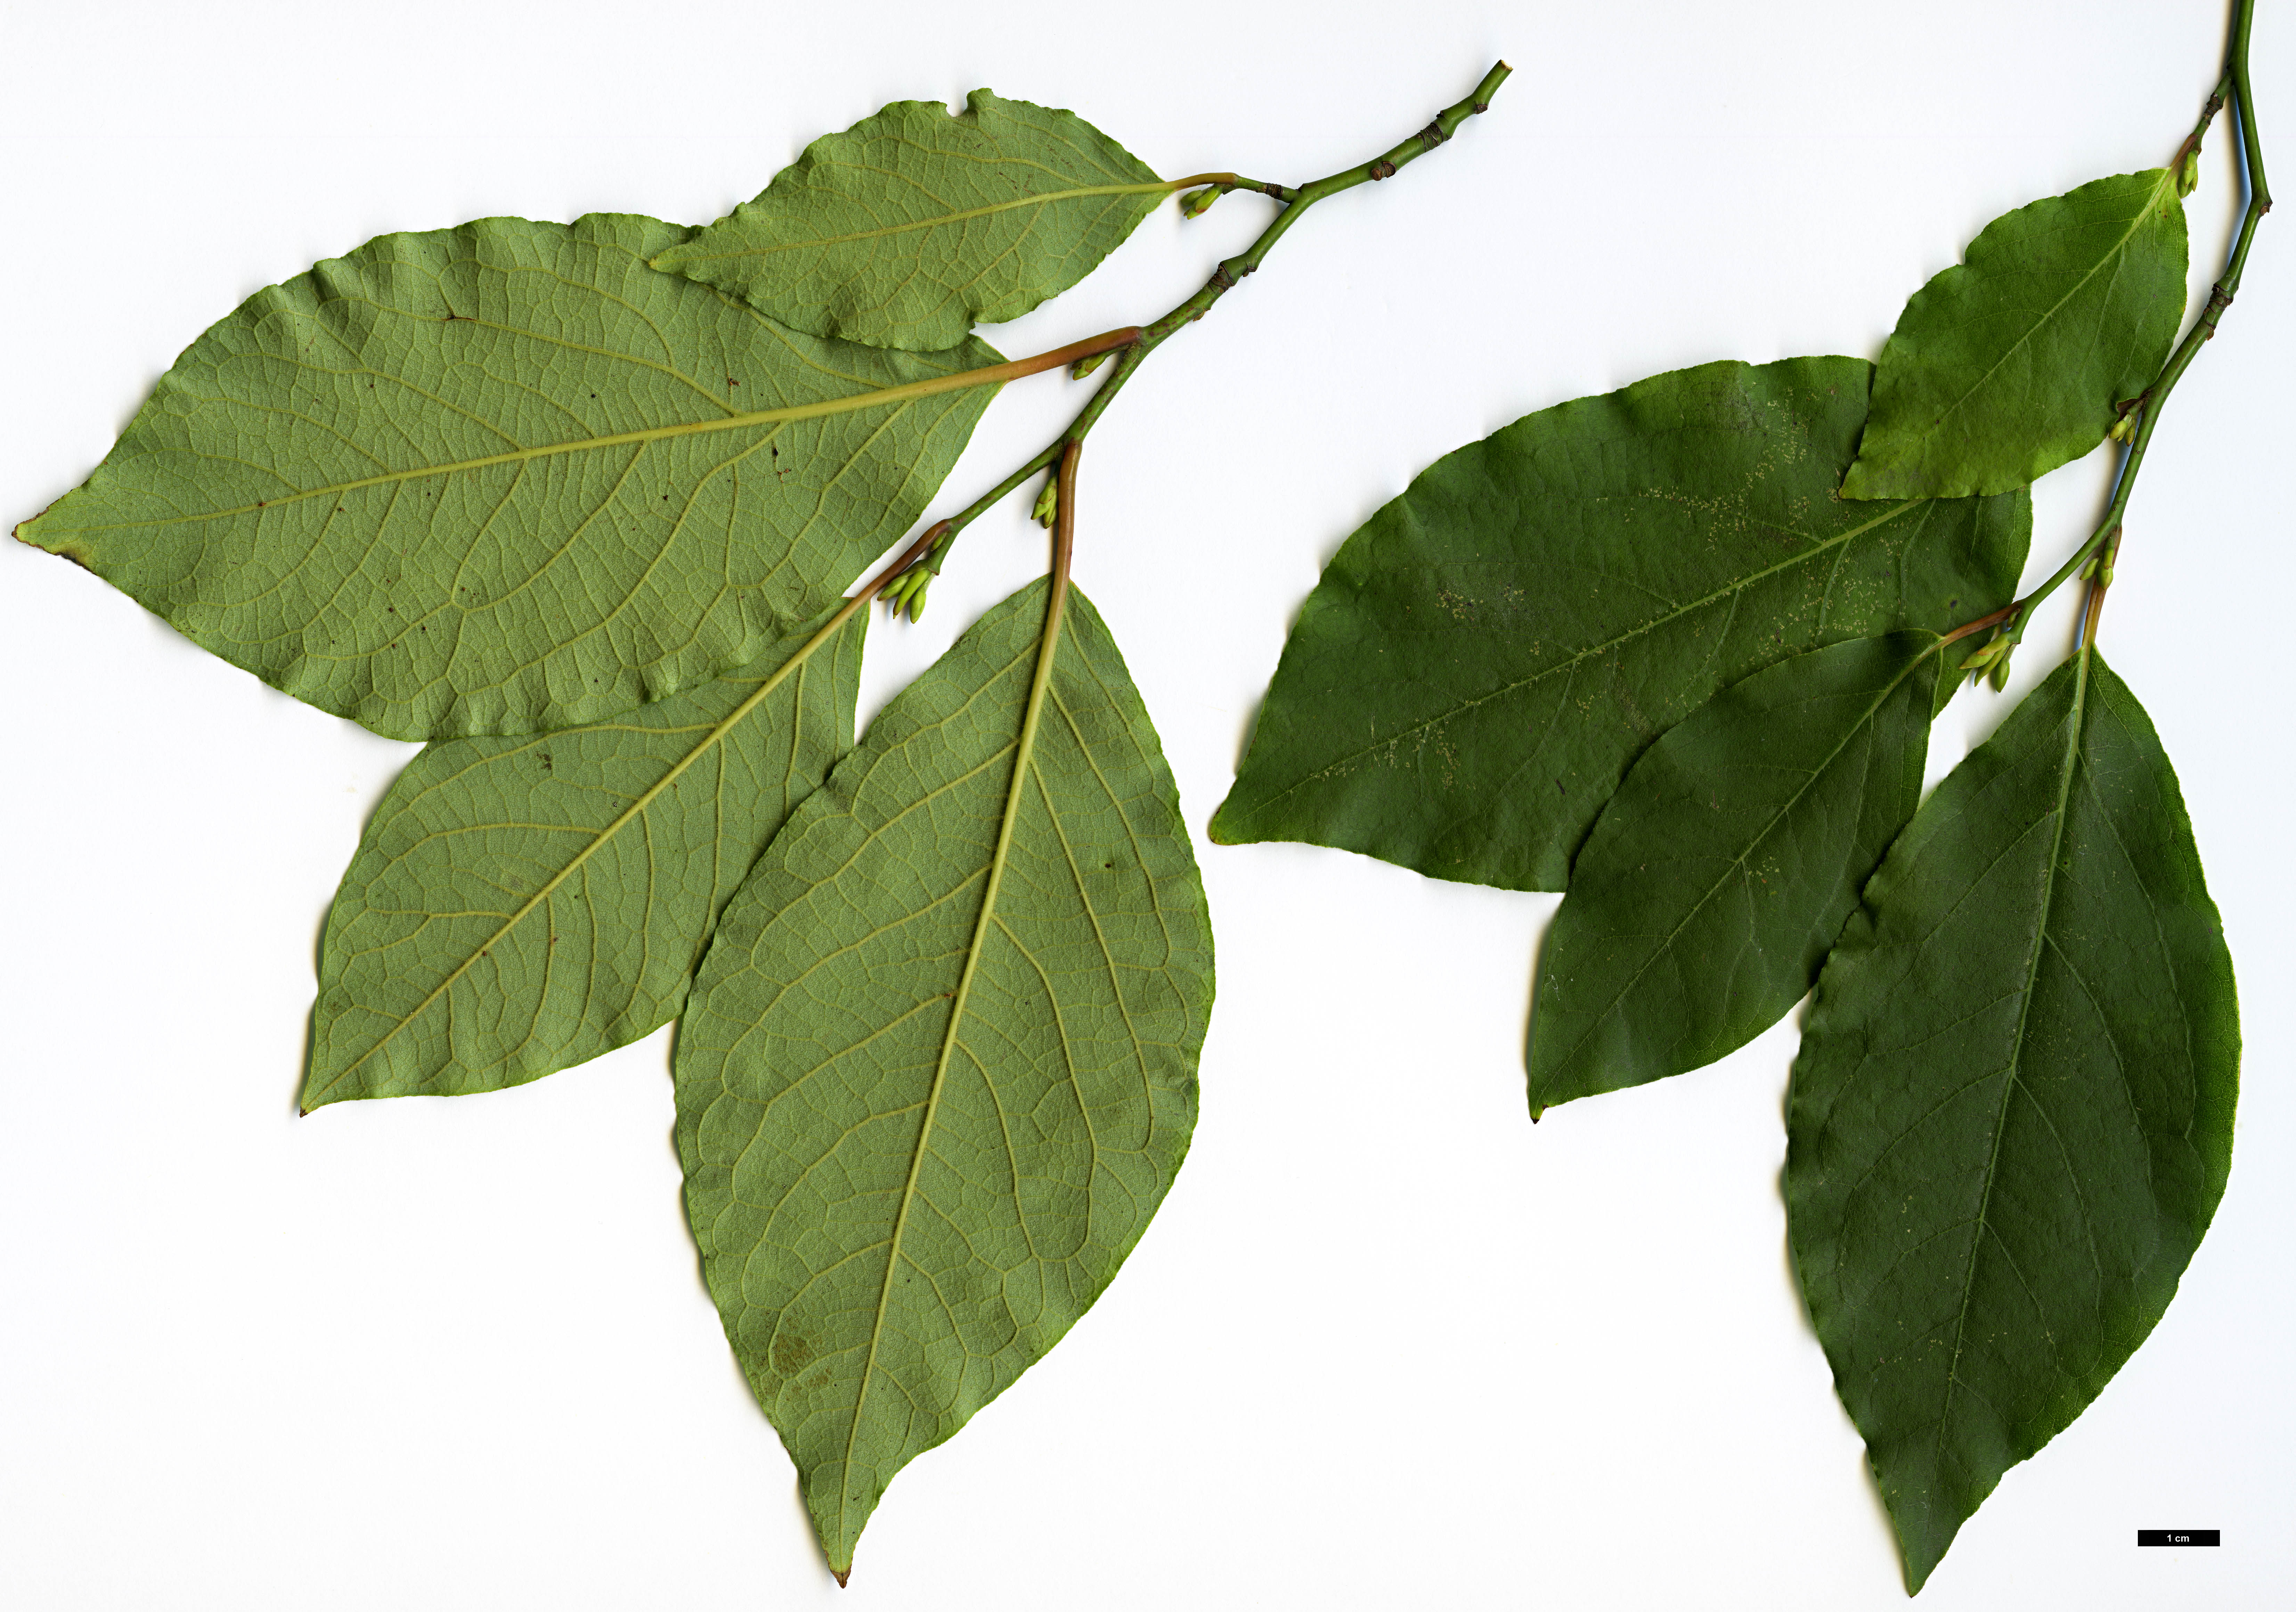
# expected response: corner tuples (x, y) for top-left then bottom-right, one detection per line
(11, 72), (1480, 1576)
(6, 11), (2268, 1598)
(1222, 5), (2262, 1594)
(1960, 0), (2269, 684)
(879, 61), (1514, 614)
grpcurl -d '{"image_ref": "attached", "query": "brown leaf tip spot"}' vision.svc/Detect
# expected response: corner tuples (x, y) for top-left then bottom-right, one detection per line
(832, 1569), (851, 1589)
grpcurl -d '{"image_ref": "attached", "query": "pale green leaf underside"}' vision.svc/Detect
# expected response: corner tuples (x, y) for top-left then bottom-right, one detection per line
(675, 579), (1211, 1575)
(303, 608), (863, 1109)
(654, 89), (1166, 352)
(1528, 632), (1938, 1110)
(1212, 357), (2029, 891)
(1843, 170), (2187, 499)
(1787, 648), (2237, 1592)
(16, 214), (998, 739)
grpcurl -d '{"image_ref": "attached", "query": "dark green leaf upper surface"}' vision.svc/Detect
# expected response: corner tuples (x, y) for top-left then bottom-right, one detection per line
(675, 580), (1211, 1576)
(1211, 358), (2029, 891)
(1787, 648), (2236, 1593)
(1527, 632), (1938, 1110)
(16, 215), (998, 739)
(1842, 171), (2187, 499)
(301, 608), (862, 1109)
(654, 91), (1166, 352)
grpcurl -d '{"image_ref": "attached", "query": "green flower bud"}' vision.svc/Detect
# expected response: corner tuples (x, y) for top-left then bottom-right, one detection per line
(1988, 652), (2013, 692)
(1070, 350), (1113, 381)
(1032, 478), (1059, 529)
(2179, 148), (2202, 197)
(1179, 186), (1221, 219)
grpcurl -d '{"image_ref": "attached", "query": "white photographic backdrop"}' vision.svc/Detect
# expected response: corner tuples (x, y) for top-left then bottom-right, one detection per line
(2, 2), (2288, 1606)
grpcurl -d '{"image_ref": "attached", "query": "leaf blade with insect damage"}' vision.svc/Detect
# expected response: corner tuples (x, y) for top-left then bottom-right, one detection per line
(653, 90), (1168, 352)
(15, 213), (999, 739)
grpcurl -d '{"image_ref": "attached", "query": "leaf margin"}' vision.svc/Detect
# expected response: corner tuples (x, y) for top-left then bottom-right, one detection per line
(1784, 640), (2239, 1591)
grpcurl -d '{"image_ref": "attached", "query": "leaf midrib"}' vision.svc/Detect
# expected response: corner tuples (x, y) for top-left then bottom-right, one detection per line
(1237, 497), (1935, 812)
(1897, 171), (2176, 450)
(37, 364), (997, 540)
(656, 181), (1173, 268)
(1534, 639), (1935, 1085)
(836, 579), (1072, 1562)
(1933, 642), (2094, 1460)
(310, 599), (866, 1102)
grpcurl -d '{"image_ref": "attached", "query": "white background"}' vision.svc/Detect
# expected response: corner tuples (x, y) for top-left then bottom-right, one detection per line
(2, 2), (2289, 1607)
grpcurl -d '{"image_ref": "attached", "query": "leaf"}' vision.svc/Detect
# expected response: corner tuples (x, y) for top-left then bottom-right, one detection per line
(301, 605), (864, 1110)
(1526, 631), (1939, 1110)
(15, 213), (1000, 740)
(674, 577), (1211, 1578)
(653, 90), (1167, 353)
(1842, 171), (2188, 499)
(1211, 357), (2029, 891)
(1786, 645), (2237, 1592)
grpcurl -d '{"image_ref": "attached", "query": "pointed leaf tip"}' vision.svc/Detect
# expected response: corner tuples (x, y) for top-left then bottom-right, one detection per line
(832, 1570), (851, 1589)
